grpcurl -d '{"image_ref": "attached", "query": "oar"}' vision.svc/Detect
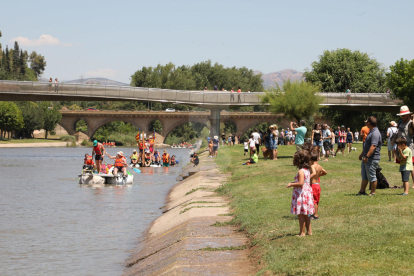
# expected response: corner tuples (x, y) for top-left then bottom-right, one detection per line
(132, 168), (141, 174)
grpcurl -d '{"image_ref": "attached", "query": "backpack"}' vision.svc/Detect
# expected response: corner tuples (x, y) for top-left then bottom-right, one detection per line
(369, 166), (390, 189)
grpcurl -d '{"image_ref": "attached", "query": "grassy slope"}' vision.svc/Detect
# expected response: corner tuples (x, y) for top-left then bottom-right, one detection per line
(215, 143), (414, 275)
(0, 138), (63, 144)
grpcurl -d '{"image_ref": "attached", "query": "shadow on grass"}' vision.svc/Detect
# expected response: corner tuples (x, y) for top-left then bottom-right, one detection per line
(269, 233), (298, 240)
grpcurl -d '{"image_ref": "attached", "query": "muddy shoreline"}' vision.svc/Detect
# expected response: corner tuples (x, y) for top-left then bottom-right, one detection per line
(123, 152), (254, 276)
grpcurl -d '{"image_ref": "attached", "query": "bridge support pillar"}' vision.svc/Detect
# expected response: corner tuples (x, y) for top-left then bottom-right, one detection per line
(210, 108), (221, 138)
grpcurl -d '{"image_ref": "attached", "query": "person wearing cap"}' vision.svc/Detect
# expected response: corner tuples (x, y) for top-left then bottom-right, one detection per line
(130, 149), (139, 166)
(162, 150), (171, 167)
(91, 140), (106, 174)
(387, 121), (398, 162)
(357, 116), (382, 196)
(212, 135), (219, 157)
(106, 151), (127, 177)
(392, 105), (414, 188)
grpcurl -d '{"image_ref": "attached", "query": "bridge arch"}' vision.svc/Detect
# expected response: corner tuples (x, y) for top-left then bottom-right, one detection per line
(163, 118), (209, 143)
(148, 118), (163, 134)
(74, 117), (89, 133)
(89, 117), (145, 140)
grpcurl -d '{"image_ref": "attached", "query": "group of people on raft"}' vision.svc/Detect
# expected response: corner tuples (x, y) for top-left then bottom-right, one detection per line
(83, 140), (178, 176)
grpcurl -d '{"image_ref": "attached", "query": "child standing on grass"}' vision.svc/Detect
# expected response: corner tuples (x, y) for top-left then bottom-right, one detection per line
(243, 140), (248, 156)
(249, 134), (255, 158)
(395, 137), (412, 195)
(309, 152), (327, 219)
(287, 151), (314, 236)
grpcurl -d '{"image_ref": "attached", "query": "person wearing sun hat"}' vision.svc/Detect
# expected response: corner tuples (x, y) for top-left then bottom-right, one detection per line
(106, 151), (127, 176)
(387, 121), (398, 162)
(91, 140), (106, 174)
(212, 135), (219, 157)
(392, 105), (414, 188)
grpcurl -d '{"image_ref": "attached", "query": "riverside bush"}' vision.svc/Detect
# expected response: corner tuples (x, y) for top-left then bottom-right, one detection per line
(60, 135), (76, 142)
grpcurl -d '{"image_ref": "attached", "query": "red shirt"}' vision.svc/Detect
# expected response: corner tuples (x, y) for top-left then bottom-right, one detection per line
(338, 131), (345, 143)
(237, 89), (241, 93)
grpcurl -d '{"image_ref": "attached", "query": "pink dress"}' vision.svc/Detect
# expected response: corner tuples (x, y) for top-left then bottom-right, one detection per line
(290, 168), (315, 215)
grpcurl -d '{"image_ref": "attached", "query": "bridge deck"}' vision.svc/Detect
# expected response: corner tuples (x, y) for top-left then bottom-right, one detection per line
(0, 81), (402, 107)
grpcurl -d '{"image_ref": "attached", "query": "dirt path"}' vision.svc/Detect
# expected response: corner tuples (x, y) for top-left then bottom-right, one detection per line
(123, 152), (255, 276)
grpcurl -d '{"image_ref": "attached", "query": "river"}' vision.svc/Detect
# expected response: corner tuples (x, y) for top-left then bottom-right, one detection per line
(0, 147), (190, 276)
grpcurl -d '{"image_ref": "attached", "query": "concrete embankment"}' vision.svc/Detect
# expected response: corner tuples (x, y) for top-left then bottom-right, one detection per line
(123, 152), (255, 276)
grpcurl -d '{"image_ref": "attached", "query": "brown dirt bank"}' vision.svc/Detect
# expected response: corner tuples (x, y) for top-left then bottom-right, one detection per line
(123, 153), (255, 276)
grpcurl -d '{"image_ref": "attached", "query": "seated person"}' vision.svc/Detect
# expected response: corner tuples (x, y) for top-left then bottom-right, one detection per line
(171, 155), (177, 166)
(130, 149), (139, 165)
(153, 150), (161, 165)
(243, 149), (258, 165)
(190, 153), (199, 166)
(83, 154), (95, 171)
(144, 152), (151, 167)
(106, 151), (127, 177)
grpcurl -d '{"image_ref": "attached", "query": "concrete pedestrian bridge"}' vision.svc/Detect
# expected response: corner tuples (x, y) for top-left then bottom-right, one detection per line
(0, 81), (402, 110)
(60, 110), (314, 142)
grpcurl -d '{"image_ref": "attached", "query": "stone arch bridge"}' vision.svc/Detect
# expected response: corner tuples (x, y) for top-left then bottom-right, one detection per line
(59, 110), (328, 142)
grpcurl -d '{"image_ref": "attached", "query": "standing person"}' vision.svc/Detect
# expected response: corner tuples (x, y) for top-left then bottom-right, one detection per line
(208, 139), (213, 157)
(321, 124), (332, 161)
(346, 87), (352, 103)
(309, 152), (327, 219)
(230, 88), (235, 101)
(272, 125), (279, 160)
(212, 135), (219, 157)
(334, 126), (340, 147)
(357, 116), (382, 196)
(392, 106), (414, 188)
(290, 120), (307, 152)
(237, 87), (241, 102)
(354, 130), (359, 143)
(251, 129), (261, 157)
(248, 134), (256, 158)
(395, 138), (412, 195)
(54, 78), (59, 93)
(48, 77), (53, 92)
(387, 121), (398, 162)
(231, 133), (236, 146)
(286, 151), (314, 237)
(279, 129), (285, 145)
(243, 139), (248, 156)
(335, 125), (346, 157)
(221, 133), (226, 146)
(311, 123), (322, 159)
(92, 140), (106, 174)
(346, 127), (354, 153)
(330, 126), (336, 157)
(360, 120), (370, 146)
(213, 84), (218, 91)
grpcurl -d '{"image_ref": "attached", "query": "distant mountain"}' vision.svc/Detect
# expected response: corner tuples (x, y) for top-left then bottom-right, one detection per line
(255, 69), (303, 89)
(62, 78), (130, 86)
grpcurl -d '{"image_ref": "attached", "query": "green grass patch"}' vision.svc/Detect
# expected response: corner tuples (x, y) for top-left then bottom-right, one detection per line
(215, 143), (414, 275)
(185, 187), (207, 196)
(198, 245), (247, 251)
(0, 138), (62, 144)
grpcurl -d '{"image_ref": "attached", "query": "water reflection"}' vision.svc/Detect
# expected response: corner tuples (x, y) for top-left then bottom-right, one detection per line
(0, 147), (189, 276)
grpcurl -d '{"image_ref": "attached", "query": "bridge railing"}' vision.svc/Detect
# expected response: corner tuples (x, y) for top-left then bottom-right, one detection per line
(0, 80), (403, 106)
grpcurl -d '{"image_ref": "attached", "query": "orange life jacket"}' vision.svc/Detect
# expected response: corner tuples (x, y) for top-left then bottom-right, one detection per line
(149, 139), (154, 148)
(84, 156), (94, 165)
(139, 142), (143, 149)
(209, 141), (213, 148)
(162, 153), (170, 163)
(93, 144), (102, 155)
(115, 157), (125, 168)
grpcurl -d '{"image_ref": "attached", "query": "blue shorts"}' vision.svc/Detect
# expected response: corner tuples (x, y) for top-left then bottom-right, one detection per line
(401, 170), (411, 182)
(361, 159), (379, 182)
(313, 140), (322, 147)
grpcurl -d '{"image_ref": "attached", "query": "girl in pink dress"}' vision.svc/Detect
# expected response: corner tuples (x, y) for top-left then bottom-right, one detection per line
(287, 151), (315, 236)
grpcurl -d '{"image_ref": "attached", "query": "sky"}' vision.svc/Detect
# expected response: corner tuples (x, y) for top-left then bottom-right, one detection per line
(1, 0), (413, 84)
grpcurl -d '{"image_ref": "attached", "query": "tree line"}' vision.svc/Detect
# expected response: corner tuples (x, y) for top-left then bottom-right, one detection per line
(0, 31), (46, 81)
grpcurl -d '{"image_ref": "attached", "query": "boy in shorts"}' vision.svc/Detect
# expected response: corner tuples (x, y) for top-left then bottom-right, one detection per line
(243, 140), (248, 156)
(396, 137), (412, 195)
(309, 152), (327, 219)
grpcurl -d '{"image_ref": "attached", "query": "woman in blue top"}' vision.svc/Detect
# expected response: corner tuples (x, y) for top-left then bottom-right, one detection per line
(346, 127), (354, 153)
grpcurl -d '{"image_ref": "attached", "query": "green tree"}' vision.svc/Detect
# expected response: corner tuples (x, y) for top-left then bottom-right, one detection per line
(12, 41), (20, 75)
(16, 101), (43, 138)
(40, 102), (62, 139)
(0, 102), (24, 138)
(262, 80), (323, 123)
(29, 51), (46, 79)
(303, 48), (386, 93)
(386, 58), (414, 110)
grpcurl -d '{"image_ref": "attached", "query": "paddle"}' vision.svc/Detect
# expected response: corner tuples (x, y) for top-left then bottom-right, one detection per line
(132, 168), (141, 174)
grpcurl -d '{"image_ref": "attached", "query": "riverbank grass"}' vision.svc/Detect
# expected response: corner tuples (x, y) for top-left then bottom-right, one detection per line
(216, 143), (414, 275)
(0, 138), (63, 144)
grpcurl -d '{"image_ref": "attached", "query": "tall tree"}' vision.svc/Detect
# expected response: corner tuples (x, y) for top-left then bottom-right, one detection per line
(386, 58), (414, 110)
(261, 80), (323, 123)
(16, 102), (44, 138)
(19, 49), (26, 76)
(303, 48), (386, 93)
(40, 102), (62, 139)
(12, 41), (20, 75)
(29, 51), (46, 79)
(0, 102), (24, 139)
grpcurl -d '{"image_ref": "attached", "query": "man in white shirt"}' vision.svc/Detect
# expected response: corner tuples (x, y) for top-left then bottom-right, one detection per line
(387, 121), (398, 162)
(251, 129), (261, 156)
(321, 124), (332, 161)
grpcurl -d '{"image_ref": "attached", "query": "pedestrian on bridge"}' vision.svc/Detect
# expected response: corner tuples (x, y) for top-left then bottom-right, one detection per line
(55, 78), (59, 93)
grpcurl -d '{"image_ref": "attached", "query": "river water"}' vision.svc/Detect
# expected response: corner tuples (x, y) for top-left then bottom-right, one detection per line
(0, 147), (189, 276)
